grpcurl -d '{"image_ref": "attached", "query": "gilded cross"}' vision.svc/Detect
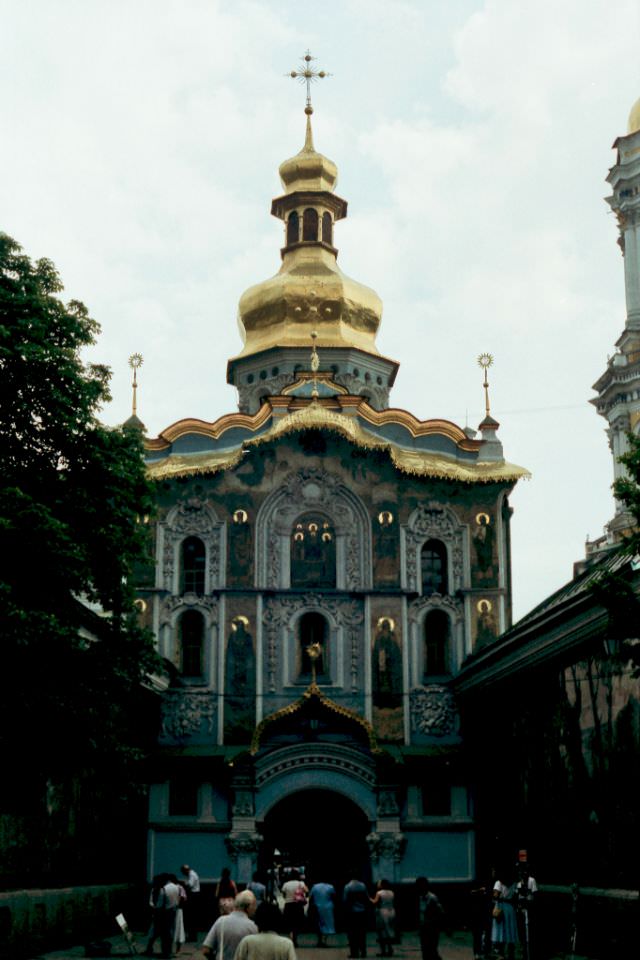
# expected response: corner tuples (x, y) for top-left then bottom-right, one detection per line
(288, 49), (331, 115)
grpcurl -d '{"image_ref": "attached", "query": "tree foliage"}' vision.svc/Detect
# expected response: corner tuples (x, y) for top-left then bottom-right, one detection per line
(0, 233), (159, 822)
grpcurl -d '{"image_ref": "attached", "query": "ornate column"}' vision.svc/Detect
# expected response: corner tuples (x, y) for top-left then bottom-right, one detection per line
(226, 765), (261, 883)
(367, 786), (405, 882)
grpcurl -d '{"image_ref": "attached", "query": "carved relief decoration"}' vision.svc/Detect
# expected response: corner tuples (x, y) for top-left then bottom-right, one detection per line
(366, 832), (406, 863)
(410, 684), (457, 737)
(408, 593), (463, 623)
(160, 690), (217, 741)
(160, 496), (224, 593)
(404, 502), (465, 593)
(238, 374), (294, 414)
(335, 372), (390, 411)
(225, 832), (262, 857)
(256, 468), (371, 592)
(160, 594), (219, 627)
(262, 593), (364, 693)
(377, 788), (400, 817)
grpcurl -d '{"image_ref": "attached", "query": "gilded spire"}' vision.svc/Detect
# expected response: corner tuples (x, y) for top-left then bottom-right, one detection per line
(477, 353), (494, 418)
(129, 352), (143, 417)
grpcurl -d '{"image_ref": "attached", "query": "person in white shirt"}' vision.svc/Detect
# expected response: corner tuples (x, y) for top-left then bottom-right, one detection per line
(180, 864), (201, 941)
(202, 890), (257, 960)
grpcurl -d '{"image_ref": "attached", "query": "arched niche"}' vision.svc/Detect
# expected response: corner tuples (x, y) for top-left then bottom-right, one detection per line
(256, 467), (372, 591)
(402, 502), (467, 595)
(158, 497), (225, 593)
(408, 594), (464, 683)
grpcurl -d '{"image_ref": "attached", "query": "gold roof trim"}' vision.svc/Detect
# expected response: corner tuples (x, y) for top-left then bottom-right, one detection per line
(282, 372), (350, 396)
(146, 404), (530, 484)
(146, 405), (272, 450)
(250, 682), (380, 755)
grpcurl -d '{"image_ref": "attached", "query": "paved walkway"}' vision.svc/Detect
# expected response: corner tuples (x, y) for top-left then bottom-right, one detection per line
(36, 929), (594, 960)
(37, 930), (474, 960)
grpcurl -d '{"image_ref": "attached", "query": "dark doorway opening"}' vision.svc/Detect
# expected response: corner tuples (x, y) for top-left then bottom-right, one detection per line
(259, 788), (371, 894)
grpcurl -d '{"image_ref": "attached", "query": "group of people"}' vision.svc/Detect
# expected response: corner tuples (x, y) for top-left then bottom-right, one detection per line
(144, 865), (446, 960)
(470, 865), (538, 960)
(145, 865), (200, 957)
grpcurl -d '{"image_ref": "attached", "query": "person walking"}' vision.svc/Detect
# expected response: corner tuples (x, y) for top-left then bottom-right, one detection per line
(516, 866), (538, 960)
(180, 864), (201, 941)
(202, 890), (257, 960)
(150, 873), (180, 960)
(281, 869), (308, 947)
(416, 877), (444, 960)
(216, 866), (239, 916)
(490, 869), (518, 960)
(308, 879), (336, 947)
(235, 902), (297, 960)
(247, 870), (267, 906)
(370, 879), (395, 957)
(343, 873), (370, 958)
(144, 874), (167, 957)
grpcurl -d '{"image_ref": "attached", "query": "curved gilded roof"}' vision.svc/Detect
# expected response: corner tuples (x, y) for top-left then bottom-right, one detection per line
(145, 397), (529, 485)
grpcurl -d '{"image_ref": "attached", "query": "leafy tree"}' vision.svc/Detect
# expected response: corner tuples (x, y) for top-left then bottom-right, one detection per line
(0, 233), (160, 882)
(589, 433), (640, 674)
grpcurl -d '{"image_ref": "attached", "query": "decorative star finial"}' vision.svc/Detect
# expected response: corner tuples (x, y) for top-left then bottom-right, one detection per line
(128, 352), (143, 417)
(288, 49), (331, 116)
(477, 352), (494, 418)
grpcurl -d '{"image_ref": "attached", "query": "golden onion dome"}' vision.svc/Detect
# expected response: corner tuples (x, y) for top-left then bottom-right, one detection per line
(278, 116), (338, 193)
(230, 116), (384, 363)
(628, 96), (640, 135)
(234, 246), (383, 358)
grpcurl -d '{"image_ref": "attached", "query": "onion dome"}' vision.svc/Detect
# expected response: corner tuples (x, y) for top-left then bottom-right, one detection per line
(231, 116), (385, 362)
(628, 95), (640, 135)
(278, 117), (338, 193)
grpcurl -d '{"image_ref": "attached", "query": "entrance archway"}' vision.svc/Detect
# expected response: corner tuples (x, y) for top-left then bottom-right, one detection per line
(259, 789), (371, 891)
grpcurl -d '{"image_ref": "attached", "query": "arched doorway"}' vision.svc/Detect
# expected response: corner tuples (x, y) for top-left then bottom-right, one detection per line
(259, 789), (371, 892)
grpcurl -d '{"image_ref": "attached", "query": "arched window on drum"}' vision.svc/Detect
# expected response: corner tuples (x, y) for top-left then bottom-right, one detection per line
(421, 539), (448, 595)
(181, 536), (206, 594)
(287, 211), (299, 246)
(291, 515), (336, 588)
(322, 211), (333, 246)
(297, 611), (330, 682)
(179, 610), (205, 679)
(423, 609), (450, 678)
(303, 207), (319, 241)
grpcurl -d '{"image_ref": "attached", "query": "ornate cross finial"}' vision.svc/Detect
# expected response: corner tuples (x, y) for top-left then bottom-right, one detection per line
(477, 352), (494, 418)
(288, 49), (331, 116)
(129, 352), (143, 417)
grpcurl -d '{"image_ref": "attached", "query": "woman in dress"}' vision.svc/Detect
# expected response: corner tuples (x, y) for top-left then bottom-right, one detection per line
(491, 869), (518, 960)
(281, 870), (308, 947)
(308, 879), (336, 947)
(216, 867), (238, 916)
(370, 879), (396, 957)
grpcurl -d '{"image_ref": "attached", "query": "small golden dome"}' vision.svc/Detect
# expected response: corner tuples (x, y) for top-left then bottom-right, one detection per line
(278, 116), (338, 194)
(628, 96), (640, 135)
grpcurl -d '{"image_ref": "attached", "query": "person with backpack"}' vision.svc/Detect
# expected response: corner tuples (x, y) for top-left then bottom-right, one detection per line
(415, 877), (444, 960)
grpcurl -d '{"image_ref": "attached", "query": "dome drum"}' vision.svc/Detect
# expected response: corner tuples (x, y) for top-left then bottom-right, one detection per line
(271, 191), (347, 223)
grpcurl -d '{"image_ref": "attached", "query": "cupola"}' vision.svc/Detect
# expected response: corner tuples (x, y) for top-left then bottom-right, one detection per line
(227, 58), (398, 414)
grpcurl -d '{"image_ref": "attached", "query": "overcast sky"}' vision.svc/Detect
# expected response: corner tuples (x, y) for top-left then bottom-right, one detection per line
(2, 0), (640, 620)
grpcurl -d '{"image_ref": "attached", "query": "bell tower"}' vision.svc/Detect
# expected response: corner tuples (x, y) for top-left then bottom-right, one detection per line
(592, 95), (640, 539)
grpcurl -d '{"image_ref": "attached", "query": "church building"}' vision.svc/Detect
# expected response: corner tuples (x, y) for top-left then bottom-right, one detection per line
(138, 68), (528, 891)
